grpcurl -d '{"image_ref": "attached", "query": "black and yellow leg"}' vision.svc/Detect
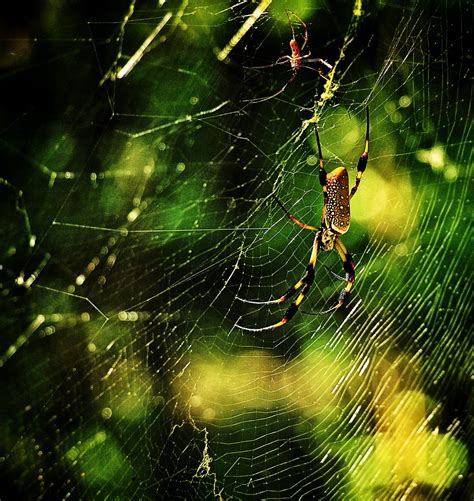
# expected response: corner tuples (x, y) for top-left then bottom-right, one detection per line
(334, 237), (356, 309)
(236, 275), (303, 306)
(270, 192), (319, 231)
(236, 234), (320, 331)
(271, 273), (313, 328)
(269, 233), (319, 329)
(350, 107), (369, 199)
(314, 126), (328, 208)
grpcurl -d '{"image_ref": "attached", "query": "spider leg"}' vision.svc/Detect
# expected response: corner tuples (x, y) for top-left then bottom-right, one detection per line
(287, 10), (309, 52)
(302, 58), (333, 78)
(235, 265), (304, 306)
(236, 193), (318, 308)
(286, 10), (297, 43)
(245, 56), (291, 71)
(350, 106), (369, 198)
(333, 237), (356, 309)
(314, 125), (329, 220)
(270, 193), (319, 231)
(236, 233), (320, 331)
(243, 70), (298, 104)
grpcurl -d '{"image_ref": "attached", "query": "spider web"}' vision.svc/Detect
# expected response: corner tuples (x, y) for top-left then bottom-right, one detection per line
(0, 0), (471, 499)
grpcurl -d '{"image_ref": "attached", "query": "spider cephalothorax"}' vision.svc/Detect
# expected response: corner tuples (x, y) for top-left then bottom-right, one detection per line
(237, 108), (370, 332)
(320, 228), (337, 252)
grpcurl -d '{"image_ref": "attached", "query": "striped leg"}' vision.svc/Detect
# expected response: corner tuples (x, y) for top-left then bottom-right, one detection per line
(237, 233), (320, 331)
(314, 125), (328, 208)
(350, 107), (369, 199)
(334, 237), (356, 309)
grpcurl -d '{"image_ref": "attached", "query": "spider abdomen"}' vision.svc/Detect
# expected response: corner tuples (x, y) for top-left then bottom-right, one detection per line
(289, 39), (301, 70)
(325, 166), (350, 234)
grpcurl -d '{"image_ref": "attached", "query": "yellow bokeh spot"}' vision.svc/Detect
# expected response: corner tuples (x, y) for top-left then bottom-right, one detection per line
(101, 407), (113, 420)
(202, 407), (217, 420)
(395, 242), (409, 256)
(306, 155), (317, 166)
(127, 207), (140, 222)
(75, 274), (86, 286)
(351, 168), (414, 241)
(175, 343), (350, 422)
(175, 350), (280, 421)
(399, 95), (412, 108)
(444, 164), (458, 182)
(416, 144), (446, 171)
(390, 111), (402, 124)
(347, 391), (469, 497)
(190, 395), (203, 408)
(384, 101), (397, 114)
(118, 311), (128, 321)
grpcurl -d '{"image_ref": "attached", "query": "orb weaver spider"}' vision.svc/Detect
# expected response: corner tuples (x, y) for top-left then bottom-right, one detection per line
(245, 11), (333, 104)
(237, 108), (369, 332)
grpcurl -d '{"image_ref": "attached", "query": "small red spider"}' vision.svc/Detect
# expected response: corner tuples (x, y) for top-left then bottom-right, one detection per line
(246, 11), (333, 103)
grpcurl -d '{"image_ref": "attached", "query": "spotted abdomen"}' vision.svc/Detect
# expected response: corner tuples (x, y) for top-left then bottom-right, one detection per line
(325, 166), (350, 234)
